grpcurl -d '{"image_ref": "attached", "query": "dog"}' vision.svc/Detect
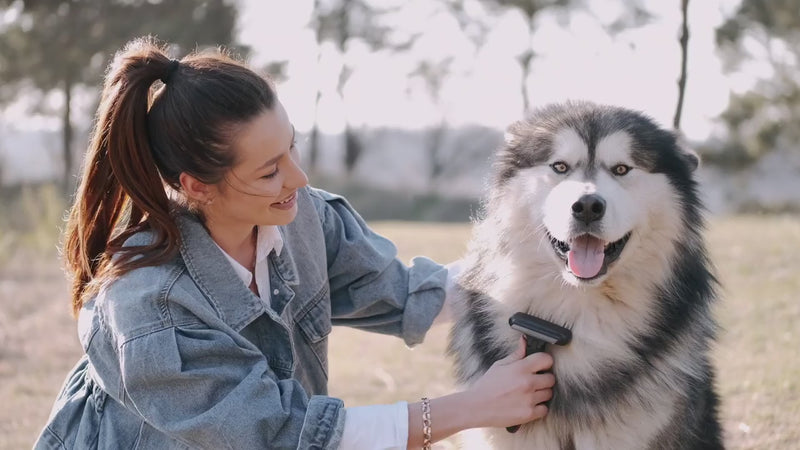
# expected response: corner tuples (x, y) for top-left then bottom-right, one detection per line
(448, 102), (723, 449)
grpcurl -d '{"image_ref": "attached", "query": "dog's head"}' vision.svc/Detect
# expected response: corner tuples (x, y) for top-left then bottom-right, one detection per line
(490, 102), (701, 286)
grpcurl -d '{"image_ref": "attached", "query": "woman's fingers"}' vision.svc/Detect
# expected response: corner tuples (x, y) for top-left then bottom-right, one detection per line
(532, 372), (556, 390)
(532, 388), (553, 405)
(522, 351), (554, 374)
(495, 337), (526, 365)
(529, 403), (549, 421)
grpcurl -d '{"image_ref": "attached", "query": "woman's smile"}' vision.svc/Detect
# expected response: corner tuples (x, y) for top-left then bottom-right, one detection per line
(271, 191), (297, 210)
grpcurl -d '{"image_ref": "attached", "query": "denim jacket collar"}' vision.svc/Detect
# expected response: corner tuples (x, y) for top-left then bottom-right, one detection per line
(273, 227), (299, 286)
(175, 212), (298, 332)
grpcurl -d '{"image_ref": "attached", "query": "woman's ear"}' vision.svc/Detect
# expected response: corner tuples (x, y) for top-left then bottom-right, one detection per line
(179, 172), (215, 205)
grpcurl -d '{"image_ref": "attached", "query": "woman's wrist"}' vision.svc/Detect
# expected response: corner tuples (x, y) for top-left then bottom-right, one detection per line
(405, 390), (483, 448)
(421, 397), (432, 449)
(429, 390), (483, 432)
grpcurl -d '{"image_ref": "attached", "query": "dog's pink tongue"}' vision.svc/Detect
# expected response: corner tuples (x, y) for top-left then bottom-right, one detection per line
(568, 235), (605, 278)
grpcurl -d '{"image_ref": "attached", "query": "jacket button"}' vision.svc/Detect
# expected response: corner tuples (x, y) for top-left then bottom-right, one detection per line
(273, 289), (279, 295)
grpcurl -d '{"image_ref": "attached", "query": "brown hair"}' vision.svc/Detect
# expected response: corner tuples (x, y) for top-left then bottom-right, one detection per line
(64, 36), (276, 316)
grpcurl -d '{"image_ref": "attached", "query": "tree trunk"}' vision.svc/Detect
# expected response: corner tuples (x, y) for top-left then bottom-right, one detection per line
(338, 0), (360, 173)
(428, 119), (447, 191)
(520, 51), (532, 115)
(673, 0), (690, 130)
(308, 91), (322, 173)
(62, 79), (73, 195)
(308, 0), (323, 174)
(343, 127), (361, 173)
(521, 13), (535, 115)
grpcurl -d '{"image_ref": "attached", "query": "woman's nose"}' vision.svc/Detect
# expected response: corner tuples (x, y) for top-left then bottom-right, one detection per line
(286, 152), (309, 190)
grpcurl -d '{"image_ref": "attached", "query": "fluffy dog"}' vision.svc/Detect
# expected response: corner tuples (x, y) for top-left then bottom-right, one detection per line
(448, 102), (723, 449)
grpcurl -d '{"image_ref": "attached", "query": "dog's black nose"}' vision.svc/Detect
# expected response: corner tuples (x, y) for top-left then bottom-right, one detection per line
(572, 194), (606, 224)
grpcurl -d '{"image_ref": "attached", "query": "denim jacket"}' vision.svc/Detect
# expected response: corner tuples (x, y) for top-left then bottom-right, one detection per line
(35, 187), (447, 450)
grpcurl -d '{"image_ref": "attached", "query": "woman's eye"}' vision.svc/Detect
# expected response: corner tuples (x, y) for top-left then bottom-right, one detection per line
(551, 162), (569, 174)
(261, 168), (279, 179)
(611, 164), (632, 176)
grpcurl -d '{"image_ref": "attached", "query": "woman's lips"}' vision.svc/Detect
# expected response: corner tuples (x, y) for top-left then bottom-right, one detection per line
(271, 192), (297, 210)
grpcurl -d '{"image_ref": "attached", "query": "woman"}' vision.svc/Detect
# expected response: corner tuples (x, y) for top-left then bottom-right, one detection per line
(35, 37), (554, 450)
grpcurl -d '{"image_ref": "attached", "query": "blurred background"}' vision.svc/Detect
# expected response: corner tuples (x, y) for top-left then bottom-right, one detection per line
(2, 0), (800, 218)
(0, 0), (798, 449)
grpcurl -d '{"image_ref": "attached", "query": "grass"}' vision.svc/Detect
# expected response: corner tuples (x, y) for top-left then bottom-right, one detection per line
(1, 215), (798, 449)
(707, 216), (800, 449)
(0, 184), (65, 263)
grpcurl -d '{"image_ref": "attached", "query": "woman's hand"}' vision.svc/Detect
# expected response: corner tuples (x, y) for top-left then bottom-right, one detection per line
(466, 337), (555, 428)
(406, 338), (554, 447)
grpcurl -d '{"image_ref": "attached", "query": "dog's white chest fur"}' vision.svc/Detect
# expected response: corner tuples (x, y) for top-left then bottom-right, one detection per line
(449, 102), (722, 450)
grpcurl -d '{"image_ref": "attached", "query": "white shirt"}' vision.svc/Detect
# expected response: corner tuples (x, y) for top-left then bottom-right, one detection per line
(215, 225), (284, 306)
(216, 225), (411, 449)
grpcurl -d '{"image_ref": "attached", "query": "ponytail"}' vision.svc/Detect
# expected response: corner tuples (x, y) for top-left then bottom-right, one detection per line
(64, 39), (180, 316)
(64, 36), (277, 317)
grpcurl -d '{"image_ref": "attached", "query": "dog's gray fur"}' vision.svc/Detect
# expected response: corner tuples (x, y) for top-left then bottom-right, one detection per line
(448, 102), (723, 450)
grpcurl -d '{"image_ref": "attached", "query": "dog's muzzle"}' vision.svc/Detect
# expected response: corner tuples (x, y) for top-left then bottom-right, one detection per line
(547, 231), (632, 280)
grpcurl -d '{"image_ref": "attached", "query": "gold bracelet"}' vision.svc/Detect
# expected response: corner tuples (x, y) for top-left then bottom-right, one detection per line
(421, 397), (432, 450)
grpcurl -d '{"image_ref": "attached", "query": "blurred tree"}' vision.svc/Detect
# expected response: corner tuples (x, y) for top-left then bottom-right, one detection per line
(674, 0), (689, 130)
(480, 0), (575, 114)
(409, 0), (490, 189)
(263, 61), (289, 84)
(416, 0), (494, 192)
(715, 0), (800, 166)
(581, 0), (689, 132)
(602, 1), (652, 36)
(412, 57), (453, 188)
(0, 0), (242, 194)
(308, 0), (395, 174)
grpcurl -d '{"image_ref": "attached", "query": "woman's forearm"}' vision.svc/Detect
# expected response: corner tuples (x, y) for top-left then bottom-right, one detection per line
(406, 391), (479, 448)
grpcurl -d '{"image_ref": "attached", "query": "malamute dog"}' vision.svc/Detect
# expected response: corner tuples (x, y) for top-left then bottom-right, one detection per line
(448, 102), (723, 449)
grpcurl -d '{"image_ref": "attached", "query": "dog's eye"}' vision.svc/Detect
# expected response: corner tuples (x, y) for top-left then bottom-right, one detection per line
(551, 162), (570, 174)
(611, 164), (632, 176)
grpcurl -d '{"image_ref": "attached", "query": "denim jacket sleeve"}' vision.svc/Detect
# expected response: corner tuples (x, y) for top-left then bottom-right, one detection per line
(309, 188), (447, 346)
(101, 280), (345, 450)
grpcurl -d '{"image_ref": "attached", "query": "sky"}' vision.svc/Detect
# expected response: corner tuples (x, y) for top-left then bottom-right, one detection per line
(237, 0), (744, 141)
(0, 0), (751, 184)
(0, 0), (746, 140)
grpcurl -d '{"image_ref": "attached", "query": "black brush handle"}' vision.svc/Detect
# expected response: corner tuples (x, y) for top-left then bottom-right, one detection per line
(506, 337), (547, 433)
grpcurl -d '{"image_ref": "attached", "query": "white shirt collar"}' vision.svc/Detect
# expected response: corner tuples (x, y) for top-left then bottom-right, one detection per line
(214, 225), (283, 288)
(256, 225), (283, 261)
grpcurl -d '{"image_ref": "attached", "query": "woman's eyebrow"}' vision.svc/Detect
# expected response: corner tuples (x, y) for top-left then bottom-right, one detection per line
(256, 153), (283, 172)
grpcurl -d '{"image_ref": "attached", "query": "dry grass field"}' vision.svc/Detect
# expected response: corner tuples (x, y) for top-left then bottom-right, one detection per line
(1, 215), (798, 449)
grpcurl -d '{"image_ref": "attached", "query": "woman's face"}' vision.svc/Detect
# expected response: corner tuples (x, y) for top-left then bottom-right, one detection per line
(206, 101), (308, 228)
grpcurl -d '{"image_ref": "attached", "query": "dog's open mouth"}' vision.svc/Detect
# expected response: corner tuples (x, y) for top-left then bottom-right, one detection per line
(548, 231), (632, 280)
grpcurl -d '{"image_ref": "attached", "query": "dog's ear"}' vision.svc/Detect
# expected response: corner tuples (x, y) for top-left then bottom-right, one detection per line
(503, 131), (518, 147)
(681, 148), (700, 172)
(504, 120), (525, 148)
(674, 132), (700, 172)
